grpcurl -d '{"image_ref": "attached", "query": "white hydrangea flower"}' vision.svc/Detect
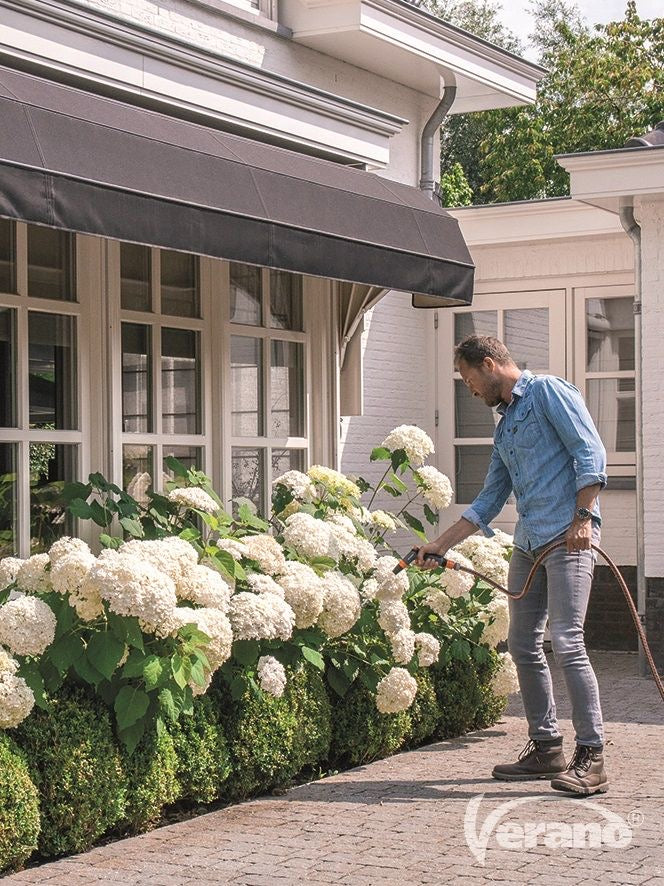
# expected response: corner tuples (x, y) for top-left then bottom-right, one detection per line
(381, 425), (434, 467)
(242, 534), (287, 576)
(307, 465), (361, 499)
(375, 666), (418, 714)
(0, 672), (35, 728)
(176, 564), (232, 611)
(415, 466), (453, 510)
(50, 549), (96, 596)
(170, 606), (233, 672)
(454, 535), (509, 587)
(283, 512), (338, 561)
(16, 554), (52, 594)
(257, 655), (287, 698)
(228, 591), (295, 641)
(374, 556), (409, 601)
(479, 594), (510, 648)
(0, 647), (19, 675)
(390, 628), (416, 664)
(0, 557), (25, 589)
(349, 506), (373, 525)
(491, 651), (520, 696)
(119, 537), (199, 587)
(247, 573), (285, 598)
(277, 561), (325, 629)
(360, 578), (379, 602)
(326, 518), (377, 574)
(414, 632), (441, 667)
(86, 550), (178, 638)
(491, 529), (514, 550)
(370, 510), (397, 532)
(272, 470), (316, 502)
(70, 587), (105, 623)
(377, 599), (411, 635)
(439, 551), (476, 597)
(424, 587), (452, 618)
(0, 596), (56, 656)
(48, 536), (91, 567)
(216, 537), (249, 561)
(168, 487), (219, 514)
(317, 573), (361, 638)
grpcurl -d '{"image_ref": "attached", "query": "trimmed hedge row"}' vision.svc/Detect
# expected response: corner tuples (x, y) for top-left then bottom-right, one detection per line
(1, 655), (506, 875)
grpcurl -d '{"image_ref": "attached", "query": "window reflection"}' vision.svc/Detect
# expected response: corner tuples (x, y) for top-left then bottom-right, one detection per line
(28, 227), (75, 301)
(586, 298), (634, 372)
(230, 263), (261, 326)
(123, 445), (153, 505)
(161, 251), (199, 318)
(122, 323), (152, 433)
(231, 336), (263, 436)
(121, 243), (151, 312)
(29, 312), (77, 430)
(271, 341), (304, 436)
(0, 442), (17, 557)
(29, 443), (76, 552)
(161, 328), (200, 434)
(232, 447), (264, 514)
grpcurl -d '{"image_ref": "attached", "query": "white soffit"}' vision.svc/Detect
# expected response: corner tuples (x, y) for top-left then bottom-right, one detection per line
(280, 0), (545, 107)
(448, 198), (624, 246)
(557, 147), (664, 213)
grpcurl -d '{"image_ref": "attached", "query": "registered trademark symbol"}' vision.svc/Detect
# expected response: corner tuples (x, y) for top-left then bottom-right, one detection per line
(627, 811), (644, 827)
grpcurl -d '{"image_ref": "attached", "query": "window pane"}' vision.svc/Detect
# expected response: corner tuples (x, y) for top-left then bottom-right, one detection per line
(121, 243), (151, 312)
(454, 311), (497, 343)
(270, 271), (303, 330)
(230, 263), (262, 325)
(161, 251), (199, 318)
(586, 378), (635, 452)
(231, 336), (263, 436)
(271, 341), (304, 436)
(161, 328), (201, 435)
(0, 219), (16, 294)
(455, 380), (497, 438)
(163, 446), (202, 485)
(272, 448), (305, 479)
(504, 308), (549, 370)
(455, 445), (492, 504)
(586, 298), (634, 372)
(123, 445), (153, 506)
(0, 308), (16, 427)
(30, 443), (76, 552)
(27, 226), (75, 301)
(122, 323), (152, 433)
(232, 447), (264, 514)
(29, 313), (77, 430)
(0, 443), (17, 557)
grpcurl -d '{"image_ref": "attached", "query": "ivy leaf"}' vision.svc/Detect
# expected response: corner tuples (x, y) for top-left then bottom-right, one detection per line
(114, 685), (150, 731)
(86, 633), (125, 681)
(301, 646), (325, 671)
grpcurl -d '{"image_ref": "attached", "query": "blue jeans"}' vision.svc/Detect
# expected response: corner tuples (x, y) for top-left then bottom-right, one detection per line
(507, 526), (604, 748)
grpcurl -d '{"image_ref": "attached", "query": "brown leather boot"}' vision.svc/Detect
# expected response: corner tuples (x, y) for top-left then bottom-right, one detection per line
(550, 744), (608, 795)
(492, 738), (566, 781)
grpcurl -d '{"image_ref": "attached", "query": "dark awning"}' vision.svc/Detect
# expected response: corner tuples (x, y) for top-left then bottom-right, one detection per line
(0, 65), (474, 306)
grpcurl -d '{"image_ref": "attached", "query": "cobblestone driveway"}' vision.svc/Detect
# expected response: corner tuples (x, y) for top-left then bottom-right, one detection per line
(5, 651), (663, 885)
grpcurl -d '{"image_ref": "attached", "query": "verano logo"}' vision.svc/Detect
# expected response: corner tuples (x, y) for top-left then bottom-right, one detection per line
(464, 794), (634, 865)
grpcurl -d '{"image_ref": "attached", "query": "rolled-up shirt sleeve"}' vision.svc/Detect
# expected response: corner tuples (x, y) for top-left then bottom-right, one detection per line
(461, 444), (513, 538)
(536, 378), (607, 491)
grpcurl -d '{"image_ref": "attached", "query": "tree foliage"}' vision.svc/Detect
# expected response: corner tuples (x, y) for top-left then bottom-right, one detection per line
(430, 0), (664, 203)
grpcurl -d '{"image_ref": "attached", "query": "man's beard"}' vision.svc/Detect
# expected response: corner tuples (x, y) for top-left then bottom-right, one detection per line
(484, 378), (503, 408)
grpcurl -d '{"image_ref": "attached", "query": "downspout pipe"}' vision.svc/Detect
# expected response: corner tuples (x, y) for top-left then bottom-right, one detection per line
(419, 85), (457, 198)
(619, 201), (648, 678)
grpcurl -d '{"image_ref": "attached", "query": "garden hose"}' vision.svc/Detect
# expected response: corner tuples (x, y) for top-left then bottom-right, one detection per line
(395, 542), (664, 703)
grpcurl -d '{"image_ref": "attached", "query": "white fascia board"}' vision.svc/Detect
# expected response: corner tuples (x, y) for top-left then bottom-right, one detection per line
(448, 198), (624, 246)
(557, 147), (664, 214)
(0, 0), (407, 167)
(282, 0), (544, 105)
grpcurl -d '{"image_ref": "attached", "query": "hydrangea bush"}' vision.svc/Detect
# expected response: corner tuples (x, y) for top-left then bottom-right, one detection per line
(0, 429), (519, 758)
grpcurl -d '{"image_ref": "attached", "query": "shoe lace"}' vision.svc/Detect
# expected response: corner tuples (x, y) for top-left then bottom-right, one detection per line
(567, 745), (593, 773)
(517, 740), (538, 761)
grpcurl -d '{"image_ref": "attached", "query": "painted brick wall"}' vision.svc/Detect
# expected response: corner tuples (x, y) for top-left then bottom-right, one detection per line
(638, 199), (664, 579)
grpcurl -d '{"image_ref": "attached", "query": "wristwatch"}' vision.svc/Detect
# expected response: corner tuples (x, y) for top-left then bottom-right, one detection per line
(574, 506), (593, 522)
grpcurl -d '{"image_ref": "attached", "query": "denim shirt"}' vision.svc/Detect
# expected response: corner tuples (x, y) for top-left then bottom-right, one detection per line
(461, 370), (607, 551)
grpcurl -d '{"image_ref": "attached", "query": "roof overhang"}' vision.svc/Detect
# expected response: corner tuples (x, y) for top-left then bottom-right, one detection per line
(0, 64), (474, 305)
(557, 146), (664, 214)
(280, 0), (545, 108)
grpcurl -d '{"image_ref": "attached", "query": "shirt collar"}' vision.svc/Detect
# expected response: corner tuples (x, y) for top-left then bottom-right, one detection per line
(496, 370), (533, 415)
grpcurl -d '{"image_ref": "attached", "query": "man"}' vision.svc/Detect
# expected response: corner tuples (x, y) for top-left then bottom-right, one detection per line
(417, 334), (608, 795)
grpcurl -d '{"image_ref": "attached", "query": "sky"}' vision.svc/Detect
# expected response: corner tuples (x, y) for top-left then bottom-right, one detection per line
(497, 0), (663, 60)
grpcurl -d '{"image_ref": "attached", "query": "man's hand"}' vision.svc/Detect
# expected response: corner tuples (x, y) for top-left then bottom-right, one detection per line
(415, 542), (447, 570)
(566, 518), (592, 553)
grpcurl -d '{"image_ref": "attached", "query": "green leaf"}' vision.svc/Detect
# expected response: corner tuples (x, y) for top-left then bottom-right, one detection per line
(472, 644), (490, 664)
(233, 639), (260, 667)
(189, 659), (207, 688)
(114, 685), (150, 731)
(390, 448), (409, 472)
(171, 654), (189, 689)
(301, 646), (325, 671)
(61, 481), (92, 503)
(124, 618), (145, 651)
(117, 718), (146, 756)
(158, 688), (178, 722)
(230, 674), (248, 701)
(143, 656), (164, 690)
(19, 665), (48, 710)
(360, 670), (380, 693)
(389, 473), (408, 493)
(402, 510), (428, 542)
(121, 648), (147, 679)
(450, 638), (471, 661)
(164, 456), (188, 478)
(89, 500), (111, 527)
(67, 498), (92, 519)
(88, 472), (111, 491)
(119, 516), (144, 538)
(86, 633), (125, 681)
(326, 666), (350, 697)
(423, 504), (439, 526)
(381, 484), (402, 498)
(100, 534), (123, 549)
(72, 654), (104, 687)
(370, 446), (391, 462)
(48, 633), (84, 674)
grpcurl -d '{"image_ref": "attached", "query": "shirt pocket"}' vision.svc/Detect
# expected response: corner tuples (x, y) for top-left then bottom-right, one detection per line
(511, 402), (540, 449)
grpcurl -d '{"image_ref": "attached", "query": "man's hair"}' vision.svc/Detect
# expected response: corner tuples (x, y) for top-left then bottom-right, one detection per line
(454, 335), (515, 369)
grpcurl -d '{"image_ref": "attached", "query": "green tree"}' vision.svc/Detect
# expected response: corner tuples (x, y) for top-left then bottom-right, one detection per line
(439, 161), (473, 206)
